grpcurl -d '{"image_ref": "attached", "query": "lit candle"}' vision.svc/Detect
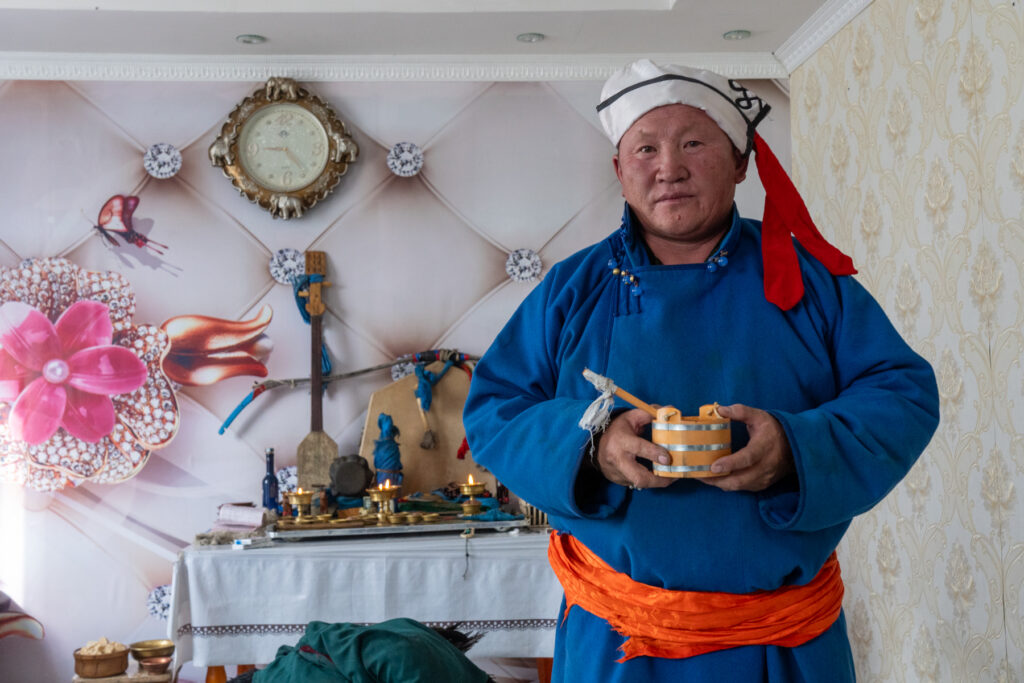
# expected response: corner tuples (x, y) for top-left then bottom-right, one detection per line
(460, 473), (483, 516)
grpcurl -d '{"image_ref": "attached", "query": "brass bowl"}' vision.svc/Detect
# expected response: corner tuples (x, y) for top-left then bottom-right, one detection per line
(139, 655), (173, 674)
(461, 500), (483, 516)
(368, 486), (401, 503)
(284, 490), (313, 505)
(129, 638), (175, 661)
(74, 648), (129, 678)
(459, 482), (485, 497)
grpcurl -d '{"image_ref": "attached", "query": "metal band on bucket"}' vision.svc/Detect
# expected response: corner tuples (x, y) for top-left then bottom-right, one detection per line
(661, 443), (729, 452)
(652, 421), (728, 431)
(653, 463), (713, 473)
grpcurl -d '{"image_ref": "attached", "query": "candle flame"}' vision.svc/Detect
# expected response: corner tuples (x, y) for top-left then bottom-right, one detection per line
(467, 474), (475, 485)
(383, 479), (391, 489)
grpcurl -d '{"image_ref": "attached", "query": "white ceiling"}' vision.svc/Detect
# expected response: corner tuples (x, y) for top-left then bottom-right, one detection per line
(0, 0), (870, 81)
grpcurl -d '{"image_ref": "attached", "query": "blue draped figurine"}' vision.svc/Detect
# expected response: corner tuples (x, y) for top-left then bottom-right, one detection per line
(373, 413), (403, 487)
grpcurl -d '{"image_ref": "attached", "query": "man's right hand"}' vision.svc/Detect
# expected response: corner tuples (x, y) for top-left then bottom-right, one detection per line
(594, 409), (674, 490)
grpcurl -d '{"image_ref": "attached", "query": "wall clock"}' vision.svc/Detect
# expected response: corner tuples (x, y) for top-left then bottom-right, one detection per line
(209, 77), (359, 219)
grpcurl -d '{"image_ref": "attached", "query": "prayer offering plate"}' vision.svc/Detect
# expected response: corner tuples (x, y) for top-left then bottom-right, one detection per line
(329, 517), (367, 527)
(265, 517), (526, 543)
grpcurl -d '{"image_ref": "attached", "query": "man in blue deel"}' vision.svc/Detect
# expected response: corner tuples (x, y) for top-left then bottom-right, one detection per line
(463, 59), (939, 681)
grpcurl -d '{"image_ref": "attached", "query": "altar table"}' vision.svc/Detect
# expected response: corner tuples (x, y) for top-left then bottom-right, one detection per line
(169, 529), (562, 667)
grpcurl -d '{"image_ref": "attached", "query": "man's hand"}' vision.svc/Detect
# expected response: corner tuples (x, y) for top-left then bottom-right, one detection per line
(703, 404), (794, 492)
(595, 409), (673, 490)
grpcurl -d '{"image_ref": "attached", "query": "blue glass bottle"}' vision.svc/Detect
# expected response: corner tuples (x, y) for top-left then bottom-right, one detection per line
(262, 448), (279, 510)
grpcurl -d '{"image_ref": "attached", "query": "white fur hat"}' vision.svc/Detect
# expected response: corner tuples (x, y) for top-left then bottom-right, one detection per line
(597, 59), (769, 153)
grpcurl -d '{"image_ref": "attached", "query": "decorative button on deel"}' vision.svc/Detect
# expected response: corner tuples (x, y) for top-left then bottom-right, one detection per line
(608, 260), (641, 296)
(706, 250), (729, 272)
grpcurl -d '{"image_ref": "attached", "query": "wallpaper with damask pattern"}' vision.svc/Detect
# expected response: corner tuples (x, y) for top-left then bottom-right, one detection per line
(792, 0), (1023, 680)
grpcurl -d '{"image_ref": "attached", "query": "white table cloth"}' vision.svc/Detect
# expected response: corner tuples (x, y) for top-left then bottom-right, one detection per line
(169, 529), (562, 667)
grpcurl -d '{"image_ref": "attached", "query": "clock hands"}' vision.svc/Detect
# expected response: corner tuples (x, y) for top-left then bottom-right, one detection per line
(264, 146), (307, 172)
(283, 148), (307, 172)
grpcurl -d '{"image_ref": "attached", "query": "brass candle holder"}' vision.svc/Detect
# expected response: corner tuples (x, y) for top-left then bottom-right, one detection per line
(460, 475), (485, 516)
(367, 481), (401, 523)
(285, 489), (314, 522)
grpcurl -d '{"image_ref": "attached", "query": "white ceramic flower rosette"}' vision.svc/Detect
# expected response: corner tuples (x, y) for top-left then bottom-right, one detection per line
(143, 143), (182, 179)
(505, 248), (542, 282)
(386, 142), (424, 177)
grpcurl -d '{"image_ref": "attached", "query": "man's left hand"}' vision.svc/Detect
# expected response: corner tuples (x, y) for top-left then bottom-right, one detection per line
(702, 404), (794, 492)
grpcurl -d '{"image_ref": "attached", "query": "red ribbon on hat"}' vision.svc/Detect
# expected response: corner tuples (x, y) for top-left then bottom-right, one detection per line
(753, 133), (857, 310)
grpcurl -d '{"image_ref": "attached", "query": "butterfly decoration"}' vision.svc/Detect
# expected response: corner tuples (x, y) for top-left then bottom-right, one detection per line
(93, 195), (168, 255)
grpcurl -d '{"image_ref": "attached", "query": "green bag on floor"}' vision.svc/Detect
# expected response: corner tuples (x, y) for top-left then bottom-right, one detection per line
(253, 618), (490, 683)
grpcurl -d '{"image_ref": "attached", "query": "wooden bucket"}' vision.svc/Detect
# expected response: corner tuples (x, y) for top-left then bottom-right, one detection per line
(651, 404), (730, 478)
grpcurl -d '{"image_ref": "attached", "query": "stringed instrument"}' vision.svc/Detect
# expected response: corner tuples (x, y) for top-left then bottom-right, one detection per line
(296, 250), (338, 491)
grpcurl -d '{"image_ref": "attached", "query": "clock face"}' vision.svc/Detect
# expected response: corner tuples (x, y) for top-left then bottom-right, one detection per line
(238, 103), (330, 193)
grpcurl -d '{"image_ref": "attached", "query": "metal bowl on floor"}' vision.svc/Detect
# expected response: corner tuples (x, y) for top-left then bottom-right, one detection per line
(139, 655), (173, 674)
(129, 638), (175, 661)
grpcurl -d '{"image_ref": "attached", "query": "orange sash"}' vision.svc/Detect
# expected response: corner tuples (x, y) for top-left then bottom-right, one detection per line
(547, 532), (843, 661)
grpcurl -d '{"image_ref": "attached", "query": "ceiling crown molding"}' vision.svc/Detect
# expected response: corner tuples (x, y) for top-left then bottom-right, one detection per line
(774, 0), (872, 73)
(0, 52), (787, 82)
(0, 0), (674, 10)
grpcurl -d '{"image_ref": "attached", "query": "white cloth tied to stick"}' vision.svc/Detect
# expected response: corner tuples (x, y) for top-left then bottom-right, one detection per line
(579, 368), (618, 434)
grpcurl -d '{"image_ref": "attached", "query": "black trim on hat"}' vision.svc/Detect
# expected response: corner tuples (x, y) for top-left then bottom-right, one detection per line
(597, 72), (770, 155)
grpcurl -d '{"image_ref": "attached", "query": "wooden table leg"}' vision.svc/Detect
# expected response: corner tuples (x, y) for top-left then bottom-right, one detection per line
(536, 657), (553, 683)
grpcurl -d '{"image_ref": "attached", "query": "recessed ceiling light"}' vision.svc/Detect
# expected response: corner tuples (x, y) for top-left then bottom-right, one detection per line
(722, 29), (751, 41)
(236, 34), (268, 45)
(516, 32), (546, 44)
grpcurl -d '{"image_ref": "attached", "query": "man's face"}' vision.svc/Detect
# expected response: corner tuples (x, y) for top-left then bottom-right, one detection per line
(613, 104), (747, 250)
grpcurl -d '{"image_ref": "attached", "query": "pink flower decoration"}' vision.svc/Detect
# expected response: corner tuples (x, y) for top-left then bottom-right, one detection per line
(0, 300), (147, 445)
(0, 258), (180, 492)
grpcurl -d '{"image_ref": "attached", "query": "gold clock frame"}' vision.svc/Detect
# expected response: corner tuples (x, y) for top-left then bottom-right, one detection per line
(208, 77), (358, 220)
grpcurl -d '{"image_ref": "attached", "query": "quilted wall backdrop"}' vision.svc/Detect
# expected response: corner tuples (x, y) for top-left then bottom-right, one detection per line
(0, 76), (789, 681)
(792, 0), (1023, 680)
